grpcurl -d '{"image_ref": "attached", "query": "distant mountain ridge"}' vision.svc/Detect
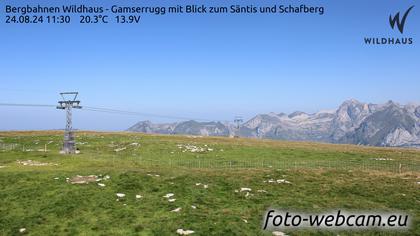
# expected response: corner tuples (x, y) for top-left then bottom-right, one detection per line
(127, 100), (420, 148)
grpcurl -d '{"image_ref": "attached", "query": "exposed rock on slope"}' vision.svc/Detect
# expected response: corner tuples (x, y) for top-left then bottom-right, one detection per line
(128, 120), (230, 136)
(128, 100), (420, 148)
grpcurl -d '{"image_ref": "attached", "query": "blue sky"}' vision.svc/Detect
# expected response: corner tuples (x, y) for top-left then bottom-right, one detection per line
(1, 0), (419, 130)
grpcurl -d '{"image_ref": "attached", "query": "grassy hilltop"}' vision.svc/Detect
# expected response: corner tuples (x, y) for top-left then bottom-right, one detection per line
(0, 131), (419, 235)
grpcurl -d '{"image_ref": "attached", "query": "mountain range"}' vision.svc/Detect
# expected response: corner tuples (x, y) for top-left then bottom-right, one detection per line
(127, 100), (420, 148)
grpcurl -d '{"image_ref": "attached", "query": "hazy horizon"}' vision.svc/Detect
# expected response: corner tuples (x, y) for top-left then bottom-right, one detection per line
(0, 97), (418, 131)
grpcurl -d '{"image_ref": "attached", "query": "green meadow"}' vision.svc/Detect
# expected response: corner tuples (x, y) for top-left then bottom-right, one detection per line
(0, 131), (419, 235)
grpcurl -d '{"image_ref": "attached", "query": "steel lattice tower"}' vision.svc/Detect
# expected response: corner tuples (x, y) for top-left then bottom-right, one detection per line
(57, 92), (82, 154)
(234, 116), (243, 138)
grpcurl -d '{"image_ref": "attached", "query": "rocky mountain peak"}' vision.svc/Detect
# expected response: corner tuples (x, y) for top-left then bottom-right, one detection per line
(128, 100), (420, 148)
(343, 98), (362, 105)
(288, 111), (308, 119)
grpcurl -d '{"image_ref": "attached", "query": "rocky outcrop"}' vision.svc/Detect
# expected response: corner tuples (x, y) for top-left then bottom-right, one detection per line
(128, 100), (420, 148)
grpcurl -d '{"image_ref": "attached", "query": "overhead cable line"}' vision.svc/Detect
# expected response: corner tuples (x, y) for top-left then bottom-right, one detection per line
(0, 103), (56, 107)
(82, 106), (213, 122)
(0, 103), (219, 122)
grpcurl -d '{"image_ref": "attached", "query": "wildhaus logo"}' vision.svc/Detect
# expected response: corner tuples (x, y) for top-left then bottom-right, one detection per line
(389, 6), (414, 34)
(364, 6), (414, 45)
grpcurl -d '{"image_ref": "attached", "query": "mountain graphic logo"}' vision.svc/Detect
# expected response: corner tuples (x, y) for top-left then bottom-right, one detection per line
(389, 6), (414, 34)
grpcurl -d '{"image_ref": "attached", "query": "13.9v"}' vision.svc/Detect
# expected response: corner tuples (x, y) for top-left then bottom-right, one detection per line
(115, 15), (141, 24)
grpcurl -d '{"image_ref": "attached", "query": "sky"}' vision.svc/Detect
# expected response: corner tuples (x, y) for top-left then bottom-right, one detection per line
(0, 0), (419, 130)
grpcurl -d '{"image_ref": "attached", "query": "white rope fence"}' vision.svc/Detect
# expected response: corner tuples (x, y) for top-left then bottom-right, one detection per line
(1, 142), (419, 173)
